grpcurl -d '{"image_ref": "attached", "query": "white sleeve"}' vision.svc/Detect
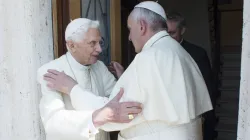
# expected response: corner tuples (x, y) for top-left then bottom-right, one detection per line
(38, 68), (96, 139)
(69, 85), (109, 135)
(68, 61), (116, 134)
(98, 61), (117, 97)
(100, 116), (144, 132)
(69, 85), (109, 110)
(69, 61), (116, 111)
(69, 85), (136, 133)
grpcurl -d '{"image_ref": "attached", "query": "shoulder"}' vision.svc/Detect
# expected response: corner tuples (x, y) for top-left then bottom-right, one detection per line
(182, 40), (207, 55)
(37, 55), (66, 79)
(136, 47), (173, 67)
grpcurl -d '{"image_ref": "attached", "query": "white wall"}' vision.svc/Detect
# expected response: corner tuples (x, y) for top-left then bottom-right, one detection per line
(0, 0), (53, 139)
(237, 0), (250, 139)
(159, 0), (211, 57)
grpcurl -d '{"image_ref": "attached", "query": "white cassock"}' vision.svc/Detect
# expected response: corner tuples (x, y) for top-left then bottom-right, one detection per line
(73, 30), (212, 140)
(37, 52), (117, 140)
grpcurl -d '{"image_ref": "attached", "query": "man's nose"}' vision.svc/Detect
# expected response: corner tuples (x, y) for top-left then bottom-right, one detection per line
(96, 43), (102, 53)
(128, 34), (131, 41)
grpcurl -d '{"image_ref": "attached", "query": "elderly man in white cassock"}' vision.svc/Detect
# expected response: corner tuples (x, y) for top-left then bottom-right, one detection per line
(44, 1), (213, 140)
(37, 18), (143, 140)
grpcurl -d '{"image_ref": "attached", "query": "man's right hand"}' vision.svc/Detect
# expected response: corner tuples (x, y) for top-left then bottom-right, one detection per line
(92, 88), (142, 127)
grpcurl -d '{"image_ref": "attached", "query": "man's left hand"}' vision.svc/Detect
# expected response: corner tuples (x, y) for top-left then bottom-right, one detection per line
(108, 61), (124, 78)
(92, 88), (142, 127)
(43, 69), (77, 94)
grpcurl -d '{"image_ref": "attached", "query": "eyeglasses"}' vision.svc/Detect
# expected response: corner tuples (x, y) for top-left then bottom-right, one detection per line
(100, 37), (109, 51)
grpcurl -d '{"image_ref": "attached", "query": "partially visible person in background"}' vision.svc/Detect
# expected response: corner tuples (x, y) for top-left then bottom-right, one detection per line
(166, 11), (217, 140)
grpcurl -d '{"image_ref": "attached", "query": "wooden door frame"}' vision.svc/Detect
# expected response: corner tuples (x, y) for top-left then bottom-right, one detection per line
(52, 0), (70, 58)
(52, 0), (122, 63)
(110, 0), (122, 63)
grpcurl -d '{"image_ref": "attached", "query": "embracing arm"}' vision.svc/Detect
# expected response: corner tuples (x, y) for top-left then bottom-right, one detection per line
(69, 61), (118, 110)
(54, 61), (118, 111)
(38, 68), (96, 139)
(41, 68), (142, 134)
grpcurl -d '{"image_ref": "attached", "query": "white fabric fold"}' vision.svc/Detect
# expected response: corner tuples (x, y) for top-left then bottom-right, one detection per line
(37, 52), (116, 140)
(102, 31), (212, 132)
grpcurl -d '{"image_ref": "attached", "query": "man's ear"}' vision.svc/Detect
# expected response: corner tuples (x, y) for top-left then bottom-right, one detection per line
(139, 19), (147, 35)
(66, 40), (76, 53)
(181, 27), (186, 35)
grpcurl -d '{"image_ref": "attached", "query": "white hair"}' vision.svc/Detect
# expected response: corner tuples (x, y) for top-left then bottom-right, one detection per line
(65, 18), (100, 43)
(130, 8), (167, 32)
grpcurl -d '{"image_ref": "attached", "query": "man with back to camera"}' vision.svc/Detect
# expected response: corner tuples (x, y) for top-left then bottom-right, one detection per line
(166, 11), (217, 140)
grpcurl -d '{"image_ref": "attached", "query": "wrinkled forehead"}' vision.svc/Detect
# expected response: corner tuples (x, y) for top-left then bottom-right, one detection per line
(84, 28), (101, 41)
(65, 18), (100, 41)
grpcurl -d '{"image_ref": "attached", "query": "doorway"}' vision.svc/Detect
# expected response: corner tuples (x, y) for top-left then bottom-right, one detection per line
(51, 0), (243, 140)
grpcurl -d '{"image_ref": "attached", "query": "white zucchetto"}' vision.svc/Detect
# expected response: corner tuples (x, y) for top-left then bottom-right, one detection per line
(135, 1), (167, 20)
(65, 18), (99, 41)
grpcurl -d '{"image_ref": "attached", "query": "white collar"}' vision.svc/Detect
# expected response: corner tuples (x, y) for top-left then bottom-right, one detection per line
(66, 52), (90, 70)
(179, 38), (184, 44)
(142, 30), (169, 51)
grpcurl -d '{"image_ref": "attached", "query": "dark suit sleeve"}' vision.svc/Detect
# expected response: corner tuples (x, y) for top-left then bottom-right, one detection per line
(196, 51), (216, 108)
(196, 51), (217, 140)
